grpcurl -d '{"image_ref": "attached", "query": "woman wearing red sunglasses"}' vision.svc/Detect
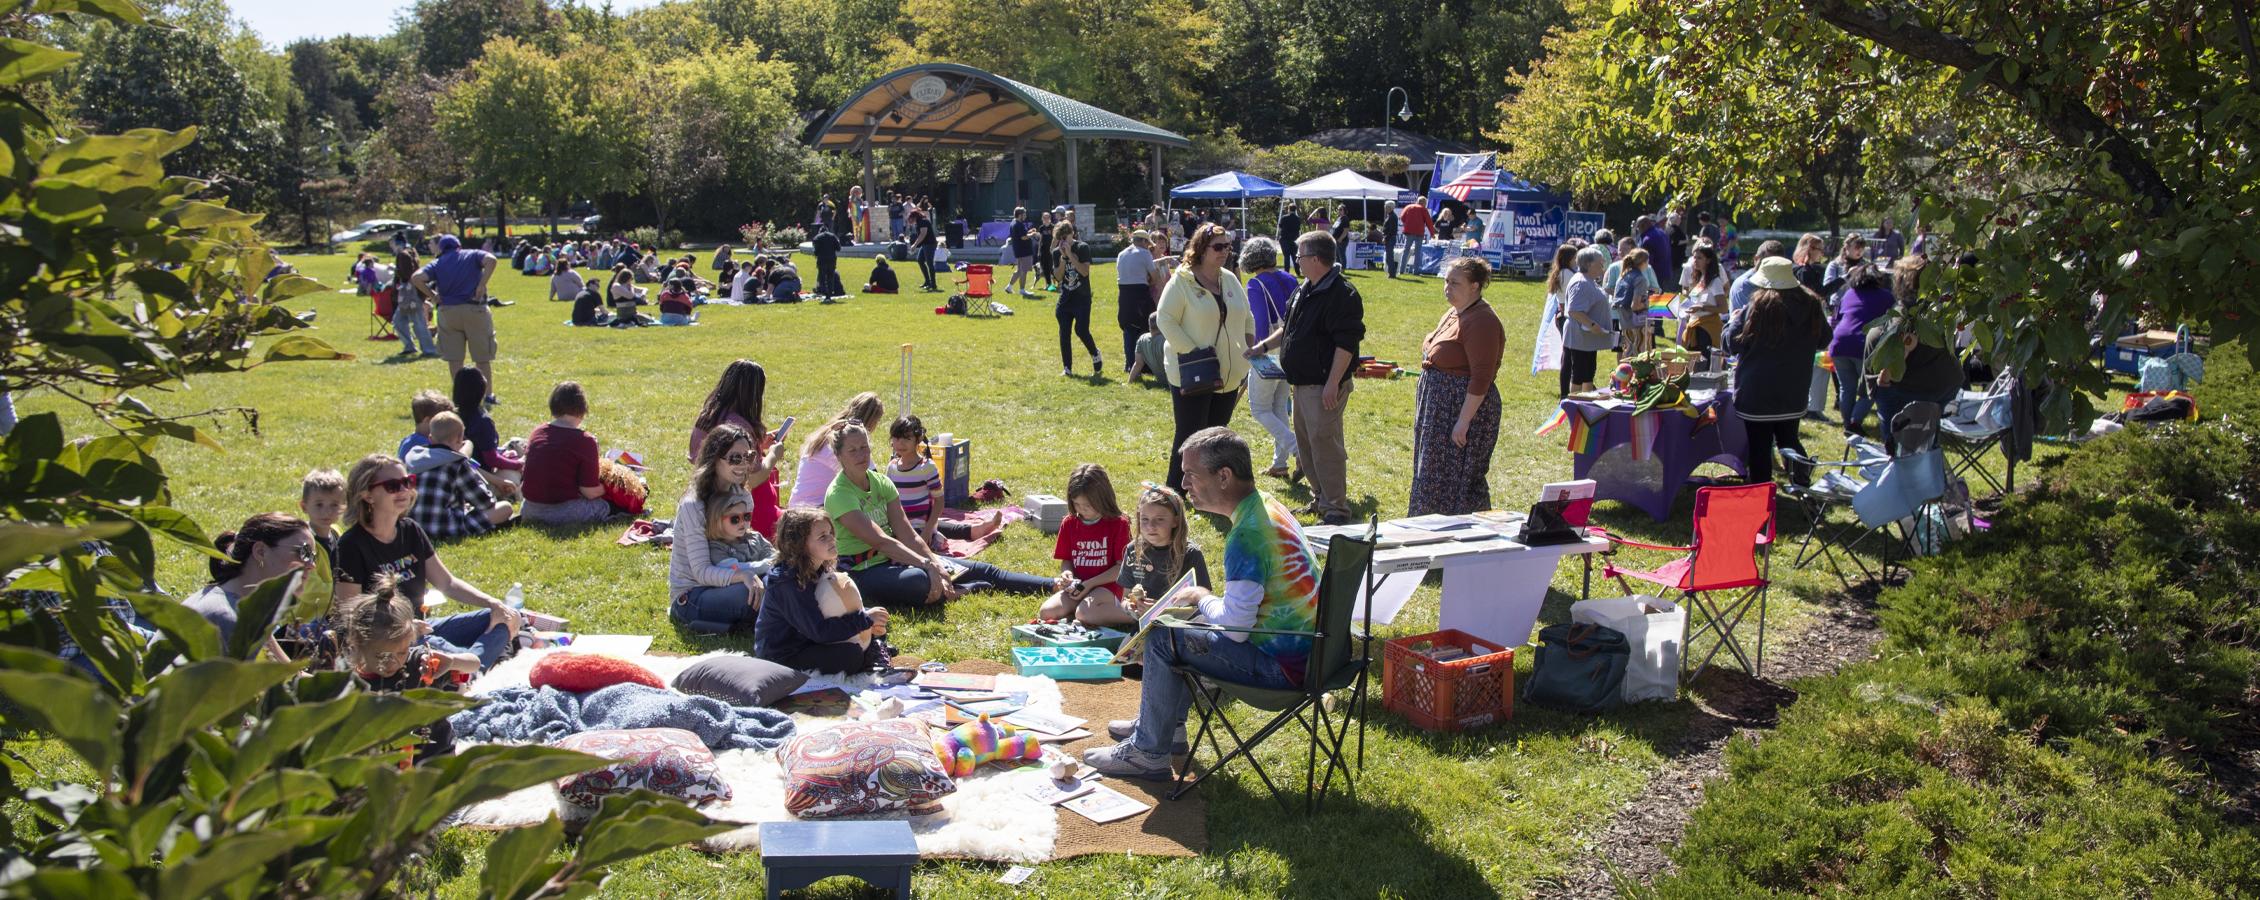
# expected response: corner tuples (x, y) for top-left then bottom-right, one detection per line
(333, 453), (523, 670)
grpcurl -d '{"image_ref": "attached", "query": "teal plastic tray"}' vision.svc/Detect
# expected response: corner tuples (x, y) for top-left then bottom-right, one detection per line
(1010, 623), (1129, 652)
(1010, 645), (1123, 681)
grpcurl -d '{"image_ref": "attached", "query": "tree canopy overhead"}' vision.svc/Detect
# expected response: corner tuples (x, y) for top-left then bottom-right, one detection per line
(1496, 0), (2260, 419)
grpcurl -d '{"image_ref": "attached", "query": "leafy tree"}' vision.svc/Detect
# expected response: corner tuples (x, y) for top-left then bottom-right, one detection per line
(1590, 0), (2260, 422)
(68, 11), (285, 209)
(642, 47), (820, 237)
(1246, 141), (1384, 186)
(1, 3), (724, 895)
(1489, 0), (1668, 206)
(409, 0), (563, 77)
(355, 72), (464, 209)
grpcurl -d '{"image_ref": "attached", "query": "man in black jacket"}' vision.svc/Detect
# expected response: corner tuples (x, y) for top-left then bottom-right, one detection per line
(1249, 231), (1364, 525)
(811, 227), (844, 300)
(1276, 204), (1302, 253)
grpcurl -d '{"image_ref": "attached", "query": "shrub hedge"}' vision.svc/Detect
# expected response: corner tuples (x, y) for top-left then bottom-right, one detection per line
(1650, 346), (2260, 896)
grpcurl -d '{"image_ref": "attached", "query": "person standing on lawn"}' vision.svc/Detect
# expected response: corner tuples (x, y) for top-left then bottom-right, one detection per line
(1252, 231), (1364, 526)
(1085, 426), (1320, 778)
(1408, 257), (1505, 516)
(1114, 231), (1162, 372)
(1157, 222), (1254, 493)
(1398, 197), (1433, 277)
(1005, 207), (1037, 297)
(409, 234), (502, 406)
(1381, 200), (1401, 278)
(1239, 237), (1299, 479)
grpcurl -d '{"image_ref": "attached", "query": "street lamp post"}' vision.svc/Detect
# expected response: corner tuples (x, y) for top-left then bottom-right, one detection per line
(1383, 86), (1414, 188)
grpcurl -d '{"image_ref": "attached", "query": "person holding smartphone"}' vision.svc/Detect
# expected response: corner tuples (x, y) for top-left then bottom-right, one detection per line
(689, 359), (788, 539)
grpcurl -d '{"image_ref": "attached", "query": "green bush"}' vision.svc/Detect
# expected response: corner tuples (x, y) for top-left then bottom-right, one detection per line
(1651, 656), (2260, 897)
(1650, 348), (2260, 895)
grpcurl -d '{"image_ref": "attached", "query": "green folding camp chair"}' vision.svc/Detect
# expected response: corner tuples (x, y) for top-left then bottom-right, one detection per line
(1158, 517), (1377, 812)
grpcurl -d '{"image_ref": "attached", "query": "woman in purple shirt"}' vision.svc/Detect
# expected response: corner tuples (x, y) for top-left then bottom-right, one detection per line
(1239, 237), (1300, 477)
(1828, 263), (1896, 436)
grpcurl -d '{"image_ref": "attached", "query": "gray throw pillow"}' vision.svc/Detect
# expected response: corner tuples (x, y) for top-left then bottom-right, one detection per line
(671, 655), (808, 708)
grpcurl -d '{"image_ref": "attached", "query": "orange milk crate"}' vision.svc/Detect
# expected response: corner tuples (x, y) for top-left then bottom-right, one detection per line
(1382, 628), (1515, 732)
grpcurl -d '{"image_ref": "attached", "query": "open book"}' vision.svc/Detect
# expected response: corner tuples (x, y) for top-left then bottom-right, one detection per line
(1109, 567), (1205, 665)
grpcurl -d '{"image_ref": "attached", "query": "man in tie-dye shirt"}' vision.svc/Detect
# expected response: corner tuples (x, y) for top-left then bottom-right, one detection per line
(1086, 427), (1321, 779)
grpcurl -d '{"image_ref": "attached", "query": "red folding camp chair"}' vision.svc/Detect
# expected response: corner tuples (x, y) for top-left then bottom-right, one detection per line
(369, 284), (399, 341)
(954, 263), (997, 317)
(1601, 483), (1775, 682)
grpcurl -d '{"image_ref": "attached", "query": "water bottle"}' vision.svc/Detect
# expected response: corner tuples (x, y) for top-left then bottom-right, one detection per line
(505, 583), (525, 610)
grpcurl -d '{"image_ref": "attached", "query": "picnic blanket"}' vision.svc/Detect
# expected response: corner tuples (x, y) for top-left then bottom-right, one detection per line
(450, 683), (796, 751)
(934, 506), (1029, 558)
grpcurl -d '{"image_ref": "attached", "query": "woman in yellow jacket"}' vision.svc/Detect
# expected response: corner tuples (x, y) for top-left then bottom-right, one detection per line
(1157, 222), (1255, 492)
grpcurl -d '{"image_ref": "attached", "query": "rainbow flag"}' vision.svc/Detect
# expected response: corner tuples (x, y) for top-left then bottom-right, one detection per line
(1566, 412), (1597, 455)
(1535, 407), (1571, 436)
(1645, 292), (1678, 319)
(1628, 411), (1659, 461)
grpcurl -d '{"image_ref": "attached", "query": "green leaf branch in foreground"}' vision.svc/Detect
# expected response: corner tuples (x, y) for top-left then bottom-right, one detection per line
(0, 3), (720, 896)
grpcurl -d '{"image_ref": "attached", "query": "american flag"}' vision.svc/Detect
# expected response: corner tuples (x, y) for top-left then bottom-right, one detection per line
(1438, 168), (1499, 201)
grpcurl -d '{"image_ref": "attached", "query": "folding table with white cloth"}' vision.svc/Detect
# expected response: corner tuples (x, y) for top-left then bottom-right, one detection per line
(1305, 514), (1607, 649)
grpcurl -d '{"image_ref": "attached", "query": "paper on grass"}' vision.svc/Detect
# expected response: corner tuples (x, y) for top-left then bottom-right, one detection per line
(1061, 785), (1150, 823)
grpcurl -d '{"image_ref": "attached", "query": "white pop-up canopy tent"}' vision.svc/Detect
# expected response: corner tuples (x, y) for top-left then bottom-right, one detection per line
(1281, 168), (1415, 201)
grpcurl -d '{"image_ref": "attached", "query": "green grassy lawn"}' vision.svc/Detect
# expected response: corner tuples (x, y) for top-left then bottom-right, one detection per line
(15, 247), (2013, 898)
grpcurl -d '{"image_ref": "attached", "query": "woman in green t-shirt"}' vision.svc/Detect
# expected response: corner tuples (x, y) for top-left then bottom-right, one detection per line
(822, 425), (1052, 607)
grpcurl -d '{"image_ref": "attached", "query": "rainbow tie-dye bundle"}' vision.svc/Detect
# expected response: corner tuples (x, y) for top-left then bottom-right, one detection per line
(929, 714), (1044, 779)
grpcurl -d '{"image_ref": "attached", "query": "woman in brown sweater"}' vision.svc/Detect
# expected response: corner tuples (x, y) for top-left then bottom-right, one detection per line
(1409, 256), (1508, 515)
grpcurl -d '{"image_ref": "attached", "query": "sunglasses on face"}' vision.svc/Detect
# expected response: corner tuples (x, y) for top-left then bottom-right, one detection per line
(724, 513), (750, 525)
(725, 452), (753, 465)
(375, 474), (418, 494)
(292, 542), (316, 564)
(1209, 242), (1232, 252)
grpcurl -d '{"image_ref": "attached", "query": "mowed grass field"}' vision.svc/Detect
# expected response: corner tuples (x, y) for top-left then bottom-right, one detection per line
(18, 245), (1968, 898)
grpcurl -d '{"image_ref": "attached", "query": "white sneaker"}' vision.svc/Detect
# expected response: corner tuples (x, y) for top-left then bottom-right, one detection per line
(1082, 738), (1173, 780)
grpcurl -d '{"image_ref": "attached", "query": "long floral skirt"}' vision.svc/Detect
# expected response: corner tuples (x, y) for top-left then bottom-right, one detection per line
(1408, 369), (1502, 516)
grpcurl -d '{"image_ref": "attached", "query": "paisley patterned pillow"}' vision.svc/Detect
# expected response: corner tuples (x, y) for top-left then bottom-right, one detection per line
(778, 719), (955, 818)
(551, 728), (732, 818)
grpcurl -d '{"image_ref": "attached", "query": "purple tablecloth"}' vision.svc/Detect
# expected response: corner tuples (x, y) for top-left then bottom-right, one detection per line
(1562, 391), (1748, 520)
(976, 221), (1014, 245)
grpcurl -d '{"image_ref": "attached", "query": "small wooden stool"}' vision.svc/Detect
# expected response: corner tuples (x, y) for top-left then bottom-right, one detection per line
(759, 820), (917, 899)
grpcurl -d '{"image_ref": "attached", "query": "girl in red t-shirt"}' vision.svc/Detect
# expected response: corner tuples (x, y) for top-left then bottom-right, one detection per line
(1037, 464), (1132, 626)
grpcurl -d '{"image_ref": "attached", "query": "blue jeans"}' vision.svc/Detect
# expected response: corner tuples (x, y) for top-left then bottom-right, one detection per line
(394, 304), (437, 355)
(1832, 354), (1870, 429)
(425, 611), (511, 669)
(671, 582), (755, 634)
(1136, 626), (1295, 754)
(845, 559), (1052, 608)
(659, 311), (695, 326)
(1397, 234), (1422, 275)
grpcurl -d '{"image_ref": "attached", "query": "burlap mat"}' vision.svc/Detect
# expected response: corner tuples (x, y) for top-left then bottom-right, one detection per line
(945, 659), (1207, 859)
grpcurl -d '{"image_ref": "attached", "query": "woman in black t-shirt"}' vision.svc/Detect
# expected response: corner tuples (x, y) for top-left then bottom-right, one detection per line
(333, 453), (523, 670)
(1052, 221), (1100, 377)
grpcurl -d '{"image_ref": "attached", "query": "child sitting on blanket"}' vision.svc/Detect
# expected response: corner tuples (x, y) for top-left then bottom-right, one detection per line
(755, 508), (892, 674)
(335, 574), (478, 764)
(705, 489), (775, 611)
(1036, 463), (1132, 626)
(883, 415), (1001, 552)
(1120, 482), (1212, 610)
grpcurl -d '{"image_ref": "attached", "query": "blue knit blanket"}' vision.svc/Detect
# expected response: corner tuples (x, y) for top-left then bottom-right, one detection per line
(450, 684), (797, 751)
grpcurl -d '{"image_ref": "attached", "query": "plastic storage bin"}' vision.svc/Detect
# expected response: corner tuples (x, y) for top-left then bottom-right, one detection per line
(1011, 646), (1123, 681)
(1011, 623), (1129, 652)
(1382, 629), (1514, 732)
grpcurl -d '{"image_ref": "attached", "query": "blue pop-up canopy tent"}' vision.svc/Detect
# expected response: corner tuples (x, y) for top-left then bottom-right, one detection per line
(1168, 171), (1286, 199)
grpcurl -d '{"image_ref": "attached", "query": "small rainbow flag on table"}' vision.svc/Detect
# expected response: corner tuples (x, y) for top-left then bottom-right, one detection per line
(1645, 293), (1678, 319)
(1535, 407), (1571, 436)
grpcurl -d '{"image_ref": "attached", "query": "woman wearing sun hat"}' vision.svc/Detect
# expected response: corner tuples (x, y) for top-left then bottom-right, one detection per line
(1723, 256), (1829, 484)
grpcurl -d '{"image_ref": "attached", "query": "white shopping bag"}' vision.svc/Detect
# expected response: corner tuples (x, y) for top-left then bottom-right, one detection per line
(1570, 595), (1685, 703)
